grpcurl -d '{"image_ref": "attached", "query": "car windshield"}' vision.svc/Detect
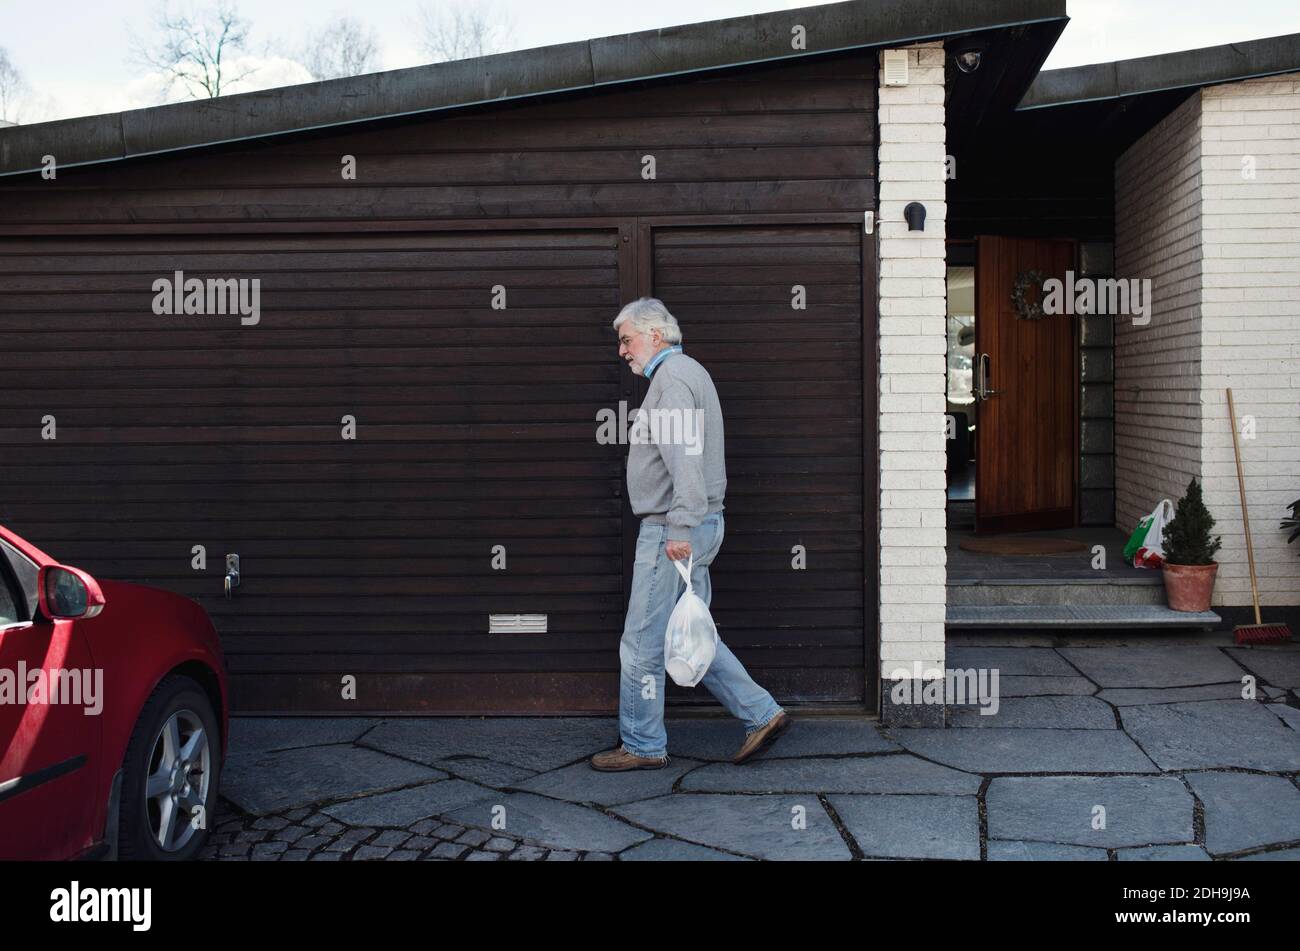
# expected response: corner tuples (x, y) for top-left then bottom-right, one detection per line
(0, 578), (18, 626)
(0, 537), (40, 621)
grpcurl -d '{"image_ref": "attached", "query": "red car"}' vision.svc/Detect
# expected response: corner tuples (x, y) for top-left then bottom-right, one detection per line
(0, 524), (227, 860)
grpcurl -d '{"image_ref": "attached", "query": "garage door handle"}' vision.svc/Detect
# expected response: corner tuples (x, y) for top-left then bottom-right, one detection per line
(224, 554), (240, 599)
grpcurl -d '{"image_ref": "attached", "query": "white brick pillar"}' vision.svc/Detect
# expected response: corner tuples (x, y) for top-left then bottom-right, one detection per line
(876, 43), (948, 725)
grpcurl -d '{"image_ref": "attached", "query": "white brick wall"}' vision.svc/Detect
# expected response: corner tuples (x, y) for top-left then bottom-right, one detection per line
(877, 43), (947, 685)
(1116, 75), (1300, 606)
(1199, 76), (1300, 607)
(1114, 93), (1204, 539)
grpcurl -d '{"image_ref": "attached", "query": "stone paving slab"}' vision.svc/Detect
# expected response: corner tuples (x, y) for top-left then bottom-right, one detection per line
(948, 633), (1058, 648)
(228, 717), (384, 755)
(827, 794), (979, 860)
(515, 757), (704, 806)
(948, 696), (1115, 729)
(432, 756), (538, 788)
(320, 779), (500, 829)
(1115, 845), (1211, 861)
(657, 717), (896, 761)
(1233, 846), (1300, 860)
(1037, 632), (1235, 648)
(721, 717), (899, 758)
(222, 744), (446, 815)
(1120, 699), (1300, 771)
(627, 719), (738, 761)
(1267, 703), (1300, 732)
(440, 791), (652, 853)
(618, 838), (754, 861)
(1059, 647), (1248, 689)
(1096, 684), (1246, 706)
(680, 754), (981, 795)
(650, 717), (800, 763)
(1183, 771), (1300, 855)
(890, 728), (1158, 773)
(612, 794), (852, 860)
(986, 775), (1194, 848)
(1225, 647), (1300, 689)
(987, 840), (1108, 861)
(996, 676), (1098, 697)
(360, 717), (618, 772)
(946, 646), (1077, 676)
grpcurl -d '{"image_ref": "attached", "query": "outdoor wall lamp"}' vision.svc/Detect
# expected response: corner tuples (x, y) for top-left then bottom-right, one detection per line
(862, 205), (930, 234)
(904, 202), (927, 231)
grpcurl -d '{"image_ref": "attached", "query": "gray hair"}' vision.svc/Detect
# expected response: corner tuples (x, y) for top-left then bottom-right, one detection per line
(612, 297), (682, 345)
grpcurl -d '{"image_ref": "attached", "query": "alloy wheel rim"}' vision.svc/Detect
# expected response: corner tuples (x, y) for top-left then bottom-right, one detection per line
(143, 709), (211, 852)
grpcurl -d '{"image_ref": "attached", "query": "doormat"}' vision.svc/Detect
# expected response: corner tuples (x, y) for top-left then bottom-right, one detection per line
(959, 536), (1091, 556)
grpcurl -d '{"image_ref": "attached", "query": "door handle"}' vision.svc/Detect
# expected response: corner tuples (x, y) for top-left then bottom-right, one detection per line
(224, 554), (240, 599)
(976, 352), (1001, 402)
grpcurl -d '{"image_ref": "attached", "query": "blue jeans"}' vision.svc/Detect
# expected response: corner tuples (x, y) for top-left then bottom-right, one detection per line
(618, 511), (785, 759)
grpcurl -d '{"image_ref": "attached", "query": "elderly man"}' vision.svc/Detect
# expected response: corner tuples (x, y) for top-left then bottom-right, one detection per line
(590, 297), (791, 771)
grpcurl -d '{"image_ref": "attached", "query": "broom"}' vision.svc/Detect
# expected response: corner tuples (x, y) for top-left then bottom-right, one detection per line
(1226, 388), (1292, 644)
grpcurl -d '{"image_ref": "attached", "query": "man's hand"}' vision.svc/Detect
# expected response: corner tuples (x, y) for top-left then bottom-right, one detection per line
(666, 540), (692, 561)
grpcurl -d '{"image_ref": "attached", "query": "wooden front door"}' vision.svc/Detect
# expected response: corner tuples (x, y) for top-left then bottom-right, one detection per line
(974, 236), (1078, 533)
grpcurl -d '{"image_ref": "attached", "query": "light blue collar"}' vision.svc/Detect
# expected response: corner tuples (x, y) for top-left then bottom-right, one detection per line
(643, 345), (683, 379)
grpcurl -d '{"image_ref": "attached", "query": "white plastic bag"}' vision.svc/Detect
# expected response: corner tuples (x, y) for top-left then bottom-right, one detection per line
(1135, 498), (1175, 568)
(663, 554), (719, 687)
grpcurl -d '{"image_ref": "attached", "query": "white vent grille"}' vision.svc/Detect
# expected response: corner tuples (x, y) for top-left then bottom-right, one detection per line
(882, 50), (909, 86)
(489, 613), (548, 634)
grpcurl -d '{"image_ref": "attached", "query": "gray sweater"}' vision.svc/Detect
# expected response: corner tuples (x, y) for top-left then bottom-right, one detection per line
(626, 351), (727, 541)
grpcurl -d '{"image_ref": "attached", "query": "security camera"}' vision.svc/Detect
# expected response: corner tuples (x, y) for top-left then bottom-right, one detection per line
(954, 47), (983, 73)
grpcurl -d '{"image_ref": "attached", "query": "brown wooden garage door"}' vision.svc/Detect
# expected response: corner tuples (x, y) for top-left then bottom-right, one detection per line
(645, 222), (870, 706)
(0, 227), (630, 713)
(0, 218), (872, 713)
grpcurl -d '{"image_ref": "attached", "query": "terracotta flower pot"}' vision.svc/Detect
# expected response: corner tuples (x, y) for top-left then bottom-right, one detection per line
(1162, 562), (1218, 612)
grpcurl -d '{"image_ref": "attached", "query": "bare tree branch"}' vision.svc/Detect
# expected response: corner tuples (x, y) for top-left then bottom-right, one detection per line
(0, 47), (28, 123)
(415, 0), (516, 64)
(302, 16), (381, 81)
(129, 0), (258, 100)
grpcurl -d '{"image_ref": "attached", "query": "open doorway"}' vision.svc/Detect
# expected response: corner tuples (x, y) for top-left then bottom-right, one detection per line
(946, 238), (1146, 621)
(946, 243), (976, 531)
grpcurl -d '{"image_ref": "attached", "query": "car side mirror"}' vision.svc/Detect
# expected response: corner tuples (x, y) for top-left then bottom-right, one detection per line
(38, 565), (106, 620)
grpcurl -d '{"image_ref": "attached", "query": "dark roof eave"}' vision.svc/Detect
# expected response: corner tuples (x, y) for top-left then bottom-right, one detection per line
(0, 0), (1068, 177)
(1019, 31), (1300, 110)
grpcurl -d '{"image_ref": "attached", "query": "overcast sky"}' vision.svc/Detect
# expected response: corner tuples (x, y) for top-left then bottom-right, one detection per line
(2, 0), (1299, 124)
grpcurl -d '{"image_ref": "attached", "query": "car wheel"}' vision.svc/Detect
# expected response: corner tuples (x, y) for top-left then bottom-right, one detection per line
(117, 674), (221, 861)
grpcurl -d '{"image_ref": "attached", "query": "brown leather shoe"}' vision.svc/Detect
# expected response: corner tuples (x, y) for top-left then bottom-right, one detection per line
(589, 745), (670, 771)
(733, 711), (792, 764)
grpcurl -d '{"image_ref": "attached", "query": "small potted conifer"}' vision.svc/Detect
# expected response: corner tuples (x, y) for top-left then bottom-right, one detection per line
(1162, 477), (1223, 612)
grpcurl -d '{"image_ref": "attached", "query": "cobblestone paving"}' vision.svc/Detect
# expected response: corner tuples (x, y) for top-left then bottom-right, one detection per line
(199, 798), (597, 861)
(204, 636), (1300, 861)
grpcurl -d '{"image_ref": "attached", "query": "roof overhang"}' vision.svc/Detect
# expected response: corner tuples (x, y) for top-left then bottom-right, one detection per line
(1020, 31), (1300, 110)
(0, 0), (1068, 177)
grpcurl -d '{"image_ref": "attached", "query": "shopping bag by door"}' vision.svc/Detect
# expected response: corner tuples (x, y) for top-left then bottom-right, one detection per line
(1123, 499), (1175, 568)
(663, 554), (719, 687)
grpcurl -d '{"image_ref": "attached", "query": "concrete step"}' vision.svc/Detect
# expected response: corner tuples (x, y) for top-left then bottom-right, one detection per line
(948, 577), (1166, 607)
(946, 604), (1221, 629)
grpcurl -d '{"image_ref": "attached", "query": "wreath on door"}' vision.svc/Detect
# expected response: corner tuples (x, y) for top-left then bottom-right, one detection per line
(1010, 268), (1048, 320)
